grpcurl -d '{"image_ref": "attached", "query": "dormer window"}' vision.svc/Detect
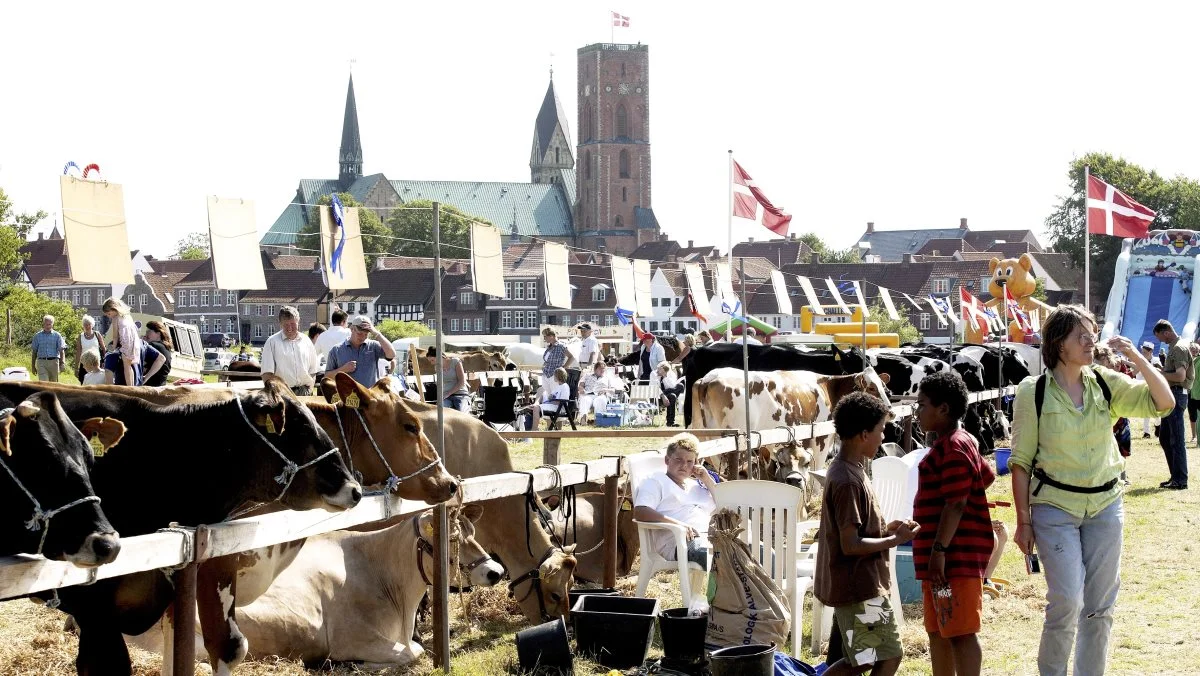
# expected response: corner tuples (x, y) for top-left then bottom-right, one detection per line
(592, 283), (610, 302)
(460, 290), (474, 306)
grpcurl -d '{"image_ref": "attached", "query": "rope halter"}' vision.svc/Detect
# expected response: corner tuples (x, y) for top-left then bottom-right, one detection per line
(330, 398), (443, 494)
(233, 397), (340, 504)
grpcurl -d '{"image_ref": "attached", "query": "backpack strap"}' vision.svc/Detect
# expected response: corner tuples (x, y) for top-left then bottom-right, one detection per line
(1035, 368), (1112, 419)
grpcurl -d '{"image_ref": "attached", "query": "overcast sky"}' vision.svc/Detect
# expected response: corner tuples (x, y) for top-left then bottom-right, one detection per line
(3, 1), (1198, 259)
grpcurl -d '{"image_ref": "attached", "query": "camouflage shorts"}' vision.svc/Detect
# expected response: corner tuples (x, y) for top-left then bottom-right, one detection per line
(832, 596), (902, 667)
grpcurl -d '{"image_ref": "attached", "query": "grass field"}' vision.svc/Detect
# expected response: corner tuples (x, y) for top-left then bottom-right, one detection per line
(1, 430), (1197, 675)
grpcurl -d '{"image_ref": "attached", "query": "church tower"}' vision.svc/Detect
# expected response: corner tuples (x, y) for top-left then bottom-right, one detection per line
(575, 43), (659, 255)
(530, 73), (575, 185)
(338, 74), (363, 189)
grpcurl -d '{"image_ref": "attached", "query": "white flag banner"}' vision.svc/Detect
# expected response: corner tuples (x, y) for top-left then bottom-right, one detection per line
(542, 241), (572, 309)
(470, 222), (506, 297)
(207, 196), (266, 290)
(1031, 308), (1041, 331)
(927, 295), (947, 326)
(902, 292), (924, 311)
(770, 269), (792, 315)
(825, 278), (852, 315)
(319, 206), (370, 291)
(878, 287), (901, 321)
(633, 258), (654, 317)
(60, 176), (134, 284)
(942, 297), (961, 326)
(796, 276), (825, 315)
(610, 255), (637, 315)
(683, 262), (708, 309)
(715, 261), (737, 305)
(851, 281), (870, 318)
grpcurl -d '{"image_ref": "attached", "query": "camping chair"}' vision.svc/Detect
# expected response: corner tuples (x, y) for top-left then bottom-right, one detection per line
(629, 451), (708, 608)
(711, 480), (813, 659)
(627, 382), (661, 425)
(542, 369), (579, 431)
(478, 385), (520, 432)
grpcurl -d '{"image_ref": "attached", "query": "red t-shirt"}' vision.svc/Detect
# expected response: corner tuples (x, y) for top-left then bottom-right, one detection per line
(912, 427), (995, 580)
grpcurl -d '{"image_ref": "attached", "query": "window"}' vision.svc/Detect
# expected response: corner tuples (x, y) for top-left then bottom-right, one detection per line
(981, 277), (991, 293)
(527, 281), (537, 300)
(267, 305), (276, 318)
(72, 290), (80, 305)
(604, 315), (613, 326)
(616, 104), (628, 138)
(227, 318), (235, 334)
(226, 290), (236, 306)
(689, 321), (698, 332)
(675, 298), (682, 306)
(451, 319), (460, 332)
(189, 290), (197, 306)
(622, 186), (627, 202)
(504, 282), (512, 300)
(585, 107), (595, 142)
(528, 311), (538, 327)
(584, 150), (592, 179)
(359, 302), (367, 314)
(428, 319), (438, 331)
(793, 316), (801, 329)
(661, 297), (671, 306)
(200, 290), (209, 306)
(619, 149), (630, 178)
(254, 324), (264, 338)
(256, 304), (263, 316)
(591, 315), (599, 325)
(474, 318), (483, 332)
(621, 62), (626, 77)
(514, 282), (524, 300)
(199, 319), (208, 333)
(651, 298), (658, 307)
(931, 278), (950, 295)
(83, 290), (90, 305)
(649, 321), (658, 331)
(615, 216), (622, 228)
(501, 311), (511, 329)
(139, 293), (147, 308)
(919, 313), (931, 330)
(127, 294), (135, 306)
(592, 286), (607, 302)
(461, 291), (474, 306)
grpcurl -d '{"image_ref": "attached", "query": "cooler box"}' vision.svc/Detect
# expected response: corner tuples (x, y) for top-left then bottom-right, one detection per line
(596, 403), (625, 427)
(895, 543), (921, 603)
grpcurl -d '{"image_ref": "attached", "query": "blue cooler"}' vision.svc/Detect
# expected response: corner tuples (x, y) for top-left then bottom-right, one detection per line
(596, 404), (624, 428)
(895, 544), (921, 603)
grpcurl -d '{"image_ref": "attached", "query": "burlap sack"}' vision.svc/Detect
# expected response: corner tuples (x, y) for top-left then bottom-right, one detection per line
(704, 508), (791, 649)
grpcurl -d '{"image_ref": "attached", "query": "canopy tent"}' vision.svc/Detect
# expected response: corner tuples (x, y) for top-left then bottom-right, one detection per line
(708, 315), (779, 339)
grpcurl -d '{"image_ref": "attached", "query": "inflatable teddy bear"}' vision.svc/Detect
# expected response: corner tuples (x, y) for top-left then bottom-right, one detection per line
(964, 254), (1053, 344)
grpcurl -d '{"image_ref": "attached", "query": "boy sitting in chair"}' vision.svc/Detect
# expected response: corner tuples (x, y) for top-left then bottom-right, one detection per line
(633, 433), (718, 569)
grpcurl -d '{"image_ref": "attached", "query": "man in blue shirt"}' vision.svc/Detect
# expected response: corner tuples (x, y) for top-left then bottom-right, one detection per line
(325, 315), (396, 388)
(30, 315), (66, 382)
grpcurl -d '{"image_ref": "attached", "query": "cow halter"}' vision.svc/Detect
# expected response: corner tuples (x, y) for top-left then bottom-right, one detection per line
(233, 397), (340, 505)
(330, 399), (442, 494)
(0, 408), (102, 557)
(412, 515), (495, 588)
(508, 546), (559, 623)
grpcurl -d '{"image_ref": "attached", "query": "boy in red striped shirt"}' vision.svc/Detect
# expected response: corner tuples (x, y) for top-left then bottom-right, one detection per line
(914, 371), (994, 676)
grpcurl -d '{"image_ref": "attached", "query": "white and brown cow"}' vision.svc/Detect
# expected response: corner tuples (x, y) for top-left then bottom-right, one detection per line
(690, 367), (891, 499)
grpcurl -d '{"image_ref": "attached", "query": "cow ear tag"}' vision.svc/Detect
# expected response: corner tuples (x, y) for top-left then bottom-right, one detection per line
(264, 417), (277, 435)
(345, 392), (360, 409)
(89, 434), (105, 458)
(422, 521), (435, 539)
(621, 498), (633, 512)
(834, 353), (841, 361)
(330, 392), (342, 405)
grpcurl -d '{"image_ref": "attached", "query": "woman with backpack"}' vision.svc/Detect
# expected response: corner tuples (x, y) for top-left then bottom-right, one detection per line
(1009, 304), (1173, 675)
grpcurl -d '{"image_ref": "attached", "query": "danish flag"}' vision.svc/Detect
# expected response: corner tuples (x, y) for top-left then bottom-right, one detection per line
(732, 160), (793, 237)
(1004, 285), (1032, 332)
(611, 11), (630, 27)
(1087, 174), (1156, 238)
(959, 286), (989, 332)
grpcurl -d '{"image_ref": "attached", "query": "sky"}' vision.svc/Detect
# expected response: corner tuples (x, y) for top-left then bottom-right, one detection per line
(3, 1), (1200, 259)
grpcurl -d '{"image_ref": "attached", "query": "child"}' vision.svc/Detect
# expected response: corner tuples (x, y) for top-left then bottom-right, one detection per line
(913, 371), (994, 676)
(815, 392), (915, 676)
(632, 432), (718, 570)
(80, 348), (105, 385)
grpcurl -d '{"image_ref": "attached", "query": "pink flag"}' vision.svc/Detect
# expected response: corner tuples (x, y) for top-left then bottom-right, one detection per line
(732, 160), (792, 237)
(611, 11), (630, 27)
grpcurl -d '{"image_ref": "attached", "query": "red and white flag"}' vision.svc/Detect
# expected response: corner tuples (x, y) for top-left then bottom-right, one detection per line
(1087, 174), (1156, 238)
(732, 160), (793, 237)
(611, 11), (630, 27)
(1003, 285), (1032, 332)
(959, 286), (989, 332)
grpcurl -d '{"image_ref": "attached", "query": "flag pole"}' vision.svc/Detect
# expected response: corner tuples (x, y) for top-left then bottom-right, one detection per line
(1084, 164), (1091, 312)
(726, 150), (734, 341)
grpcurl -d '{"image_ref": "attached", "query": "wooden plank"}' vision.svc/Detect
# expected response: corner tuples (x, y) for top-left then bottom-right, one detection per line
(456, 457), (623, 503)
(171, 564), (198, 676)
(496, 428), (739, 439)
(0, 531), (192, 601)
(602, 473), (619, 588)
(543, 437), (560, 465)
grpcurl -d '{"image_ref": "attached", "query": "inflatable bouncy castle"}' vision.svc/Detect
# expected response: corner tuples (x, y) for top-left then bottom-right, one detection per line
(1100, 229), (1200, 349)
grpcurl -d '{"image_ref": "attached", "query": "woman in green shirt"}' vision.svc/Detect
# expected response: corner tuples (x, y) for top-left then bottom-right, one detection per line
(1010, 304), (1173, 676)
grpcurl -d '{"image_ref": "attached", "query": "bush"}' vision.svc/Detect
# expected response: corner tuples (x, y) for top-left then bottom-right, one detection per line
(0, 287), (83, 359)
(377, 319), (432, 342)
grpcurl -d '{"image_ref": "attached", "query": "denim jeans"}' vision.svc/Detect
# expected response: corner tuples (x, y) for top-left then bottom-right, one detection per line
(1031, 498), (1123, 676)
(1159, 391), (1189, 484)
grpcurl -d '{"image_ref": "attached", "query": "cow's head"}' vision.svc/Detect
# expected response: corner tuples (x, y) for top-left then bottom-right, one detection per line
(417, 504), (505, 587)
(832, 344), (874, 371)
(0, 392), (120, 566)
(538, 547), (578, 619)
(855, 367), (892, 402)
(247, 375), (361, 512)
(757, 443), (812, 490)
(318, 373), (458, 504)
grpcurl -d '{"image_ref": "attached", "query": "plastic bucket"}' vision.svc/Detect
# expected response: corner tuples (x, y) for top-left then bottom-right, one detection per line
(515, 617), (572, 674)
(995, 447), (1012, 475)
(709, 642), (776, 676)
(658, 608), (708, 663)
(567, 586), (619, 609)
(571, 594), (660, 668)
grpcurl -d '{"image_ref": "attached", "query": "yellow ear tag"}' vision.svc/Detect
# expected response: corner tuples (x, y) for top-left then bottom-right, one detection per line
(621, 498), (633, 512)
(345, 392), (360, 409)
(422, 522), (435, 539)
(330, 393), (342, 405)
(834, 353), (841, 361)
(89, 434), (105, 458)
(264, 417), (277, 435)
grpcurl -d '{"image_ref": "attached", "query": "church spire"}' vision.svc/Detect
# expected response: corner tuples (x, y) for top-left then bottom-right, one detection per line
(529, 76), (574, 184)
(338, 74), (363, 189)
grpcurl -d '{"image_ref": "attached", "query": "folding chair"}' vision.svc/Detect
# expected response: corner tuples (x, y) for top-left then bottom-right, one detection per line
(629, 451), (708, 607)
(478, 385), (520, 432)
(542, 369), (580, 431)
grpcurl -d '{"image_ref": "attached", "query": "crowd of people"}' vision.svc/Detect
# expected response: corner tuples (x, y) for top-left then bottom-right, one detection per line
(31, 297), (171, 387)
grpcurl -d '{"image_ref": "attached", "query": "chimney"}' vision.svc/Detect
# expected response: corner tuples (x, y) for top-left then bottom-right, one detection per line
(932, 250), (940, 257)
(960, 217), (968, 229)
(37, 232), (43, 241)
(902, 253), (914, 264)
(659, 233), (668, 242)
(688, 240), (694, 248)
(810, 253), (820, 264)
(866, 222), (875, 233)
(747, 237), (754, 244)
(788, 233), (796, 241)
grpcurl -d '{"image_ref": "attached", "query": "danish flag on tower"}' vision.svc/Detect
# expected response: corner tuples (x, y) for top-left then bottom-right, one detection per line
(611, 11), (630, 27)
(732, 160), (793, 237)
(1087, 174), (1156, 238)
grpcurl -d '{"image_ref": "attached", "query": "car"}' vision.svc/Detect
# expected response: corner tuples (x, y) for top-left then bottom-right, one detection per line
(202, 333), (234, 348)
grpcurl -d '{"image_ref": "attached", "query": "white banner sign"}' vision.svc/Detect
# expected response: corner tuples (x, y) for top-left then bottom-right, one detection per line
(796, 276), (824, 315)
(542, 241), (572, 309)
(610, 256), (637, 315)
(470, 222), (505, 298)
(770, 269), (792, 315)
(633, 259), (654, 317)
(878, 287), (901, 321)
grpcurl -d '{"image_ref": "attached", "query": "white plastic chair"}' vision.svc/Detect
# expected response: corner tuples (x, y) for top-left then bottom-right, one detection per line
(711, 480), (810, 659)
(629, 451), (708, 607)
(811, 455), (912, 654)
(628, 383), (661, 416)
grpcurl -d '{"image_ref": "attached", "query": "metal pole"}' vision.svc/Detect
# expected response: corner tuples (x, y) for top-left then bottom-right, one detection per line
(861, 304), (867, 351)
(431, 202), (451, 673)
(1084, 164), (1091, 313)
(740, 257), (753, 479)
(171, 564), (197, 675)
(726, 150), (734, 341)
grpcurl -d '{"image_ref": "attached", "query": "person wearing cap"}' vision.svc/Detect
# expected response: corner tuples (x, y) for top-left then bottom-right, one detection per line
(326, 315), (396, 389)
(577, 323), (600, 368)
(634, 332), (666, 384)
(1154, 319), (1191, 490)
(262, 305), (321, 395)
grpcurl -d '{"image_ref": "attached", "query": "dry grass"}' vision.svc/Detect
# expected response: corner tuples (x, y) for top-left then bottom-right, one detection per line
(2, 435), (1197, 675)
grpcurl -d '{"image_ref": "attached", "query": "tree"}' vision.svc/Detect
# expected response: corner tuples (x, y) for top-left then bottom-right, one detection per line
(171, 232), (210, 260)
(797, 233), (863, 264)
(1044, 153), (1200, 306)
(1033, 277), (1047, 303)
(0, 187), (47, 295)
(867, 301), (922, 345)
(296, 193), (392, 267)
(0, 186), (48, 239)
(384, 200), (490, 259)
(0, 286), (82, 355)
(377, 319), (432, 341)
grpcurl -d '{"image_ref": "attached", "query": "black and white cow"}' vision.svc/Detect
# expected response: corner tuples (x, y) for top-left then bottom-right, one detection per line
(870, 353), (952, 398)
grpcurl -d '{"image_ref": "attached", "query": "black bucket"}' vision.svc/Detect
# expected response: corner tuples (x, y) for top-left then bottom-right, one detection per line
(515, 617), (572, 674)
(658, 608), (708, 664)
(567, 586), (619, 609)
(571, 594), (660, 669)
(709, 642), (776, 676)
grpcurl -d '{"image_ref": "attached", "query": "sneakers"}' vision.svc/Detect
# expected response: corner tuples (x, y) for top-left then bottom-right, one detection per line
(1162, 480), (1189, 490)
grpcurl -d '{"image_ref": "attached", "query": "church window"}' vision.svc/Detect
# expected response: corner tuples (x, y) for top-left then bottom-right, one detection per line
(585, 151), (592, 179)
(621, 63), (626, 77)
(585, 106), (595, 142)
(615, 216), (623, 228)
(619, 150), (630, 179)
(616, 104), (628, 138)
(622, 186), (627, 202)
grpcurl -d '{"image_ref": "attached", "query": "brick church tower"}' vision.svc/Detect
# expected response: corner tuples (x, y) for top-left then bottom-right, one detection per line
(575, 43), (660, 256)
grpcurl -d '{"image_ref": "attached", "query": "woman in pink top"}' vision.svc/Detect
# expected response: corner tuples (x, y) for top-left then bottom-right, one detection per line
(102, 297), (142, 386)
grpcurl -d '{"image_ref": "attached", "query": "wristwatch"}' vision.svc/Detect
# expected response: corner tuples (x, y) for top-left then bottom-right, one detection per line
(932, 542), (950, 553)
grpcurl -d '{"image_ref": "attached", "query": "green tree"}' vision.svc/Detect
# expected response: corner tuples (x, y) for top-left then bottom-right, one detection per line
(296, 193), (392, 266)
(797, 233), (863, 263)
(384, 200), (490, 259)
(377, 319), (432, 341)
(0, 186), (48, 239)
(0, 187), (47, 294)
(172, 232), (210, 260)
(1044, 153), (1200, 304)
(867, 301), (922, 344)
(0, 286), (82, 355)
(1033, 277), (1047, 303)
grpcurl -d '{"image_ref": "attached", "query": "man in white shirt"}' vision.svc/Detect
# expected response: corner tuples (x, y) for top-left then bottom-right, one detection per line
(633, 433), (717, 567)
(739, 326), (763, 346)
(314, 307), (353, 370)
(261, 306), (320, 395)
(577, 323), (600, 368)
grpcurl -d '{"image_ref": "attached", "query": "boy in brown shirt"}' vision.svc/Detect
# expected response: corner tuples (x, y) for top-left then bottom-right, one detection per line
(815, 392), (918, 675)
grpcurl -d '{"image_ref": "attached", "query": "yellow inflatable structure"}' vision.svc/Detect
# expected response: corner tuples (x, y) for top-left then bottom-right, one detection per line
(964, 254), (1053, 344)
(800, 306), (901, 349)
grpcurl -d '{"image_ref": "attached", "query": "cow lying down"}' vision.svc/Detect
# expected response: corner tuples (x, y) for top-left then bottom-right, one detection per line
(128, 505), (502, 669)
